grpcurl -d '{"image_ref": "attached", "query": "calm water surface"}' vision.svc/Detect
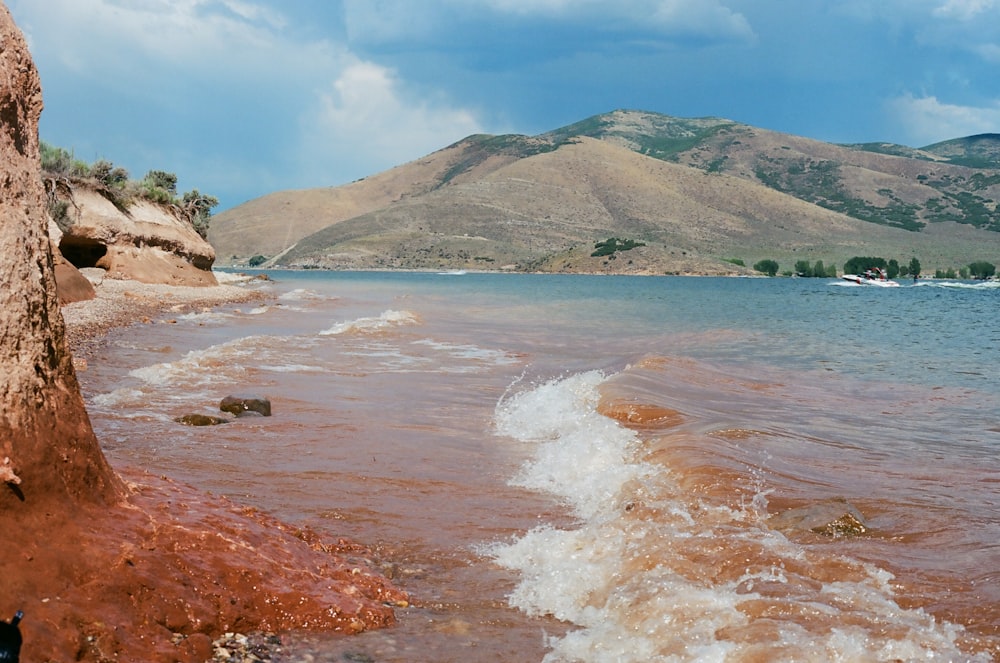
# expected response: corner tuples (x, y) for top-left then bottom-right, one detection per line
(77, 272), (1000, 661)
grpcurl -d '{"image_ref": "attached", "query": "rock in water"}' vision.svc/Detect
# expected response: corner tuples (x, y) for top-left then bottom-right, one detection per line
(220, 395), (272, 417)
(175, 414), (230, 426)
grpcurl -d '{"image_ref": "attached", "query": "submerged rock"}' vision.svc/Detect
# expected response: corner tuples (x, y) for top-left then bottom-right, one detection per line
(175, 413), (230, 426)
(770, 497), (870, 538)
(220, 395), (272, 417)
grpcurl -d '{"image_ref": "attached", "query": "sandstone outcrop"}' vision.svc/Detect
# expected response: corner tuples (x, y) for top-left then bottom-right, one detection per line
(53, 186), (218, 286)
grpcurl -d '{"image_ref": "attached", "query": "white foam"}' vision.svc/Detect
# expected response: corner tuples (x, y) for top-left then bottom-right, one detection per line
(495, 371), (649, 520)
(90, 387), (146, 408)
(279, 287), (327, 302)
(488, 371), (988, 662)
(127, 335), (267, 386)
(176, 310), (233, 324)
(319, 309), (419, 336)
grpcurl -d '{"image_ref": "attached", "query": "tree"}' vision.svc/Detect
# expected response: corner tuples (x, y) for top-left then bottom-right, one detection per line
(794, 259), (812, 276)
(887, 259), (900, 279)
(754, 259), (779, 276)
(969, 261), (995, 279)
(908, 257), (921, 279)
(843, 256), (887, 275)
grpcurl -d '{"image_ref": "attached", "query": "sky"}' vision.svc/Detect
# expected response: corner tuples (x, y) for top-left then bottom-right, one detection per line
(7, 0), (1000, 212)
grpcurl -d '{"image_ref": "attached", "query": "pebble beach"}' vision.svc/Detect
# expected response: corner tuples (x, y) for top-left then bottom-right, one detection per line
(61, 269), (268, 354)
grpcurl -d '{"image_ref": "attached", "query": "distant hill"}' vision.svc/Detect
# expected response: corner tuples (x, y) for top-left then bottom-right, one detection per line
(210, 110), (1000, 274)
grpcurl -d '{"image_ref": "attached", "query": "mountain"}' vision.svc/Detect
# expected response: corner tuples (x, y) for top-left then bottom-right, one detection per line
(209, 110), (1000, 274)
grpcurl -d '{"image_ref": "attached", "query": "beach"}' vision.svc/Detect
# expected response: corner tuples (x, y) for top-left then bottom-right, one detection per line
(61, 269), (270, 353)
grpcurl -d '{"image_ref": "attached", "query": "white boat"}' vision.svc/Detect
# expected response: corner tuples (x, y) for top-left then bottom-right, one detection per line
(840, 267), (900, 287)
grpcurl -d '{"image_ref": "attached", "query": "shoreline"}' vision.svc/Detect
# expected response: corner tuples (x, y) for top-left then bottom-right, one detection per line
(48, 270), (408, 661)
(61, 269), (270, 354)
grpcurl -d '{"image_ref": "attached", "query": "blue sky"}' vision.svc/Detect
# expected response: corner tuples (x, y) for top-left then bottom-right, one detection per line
(8, 1), (1000, 212)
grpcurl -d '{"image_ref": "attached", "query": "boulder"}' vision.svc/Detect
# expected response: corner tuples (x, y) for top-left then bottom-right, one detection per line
(52, 247), (96, 304)
(220, 395), (272, 417)
(175, 414), (230, 426)
(49, 220), (96, 304)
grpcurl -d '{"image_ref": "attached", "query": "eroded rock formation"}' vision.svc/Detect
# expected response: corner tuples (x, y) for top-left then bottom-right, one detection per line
(53, 187), (219, 286)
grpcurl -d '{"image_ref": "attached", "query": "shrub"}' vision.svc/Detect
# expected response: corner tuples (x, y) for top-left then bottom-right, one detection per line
(40, 141), (218, 237)
(89, 159), (130, 187)
(591, 237), (645, 257)
(144, 170), (178, 195)
(40, 141), (74, 174)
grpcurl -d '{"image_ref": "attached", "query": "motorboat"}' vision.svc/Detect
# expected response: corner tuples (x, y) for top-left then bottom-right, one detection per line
(840, 267), (900, 287)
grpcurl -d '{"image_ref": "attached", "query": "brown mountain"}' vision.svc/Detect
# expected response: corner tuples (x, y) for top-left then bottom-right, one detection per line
(210, 110), (1000, 274)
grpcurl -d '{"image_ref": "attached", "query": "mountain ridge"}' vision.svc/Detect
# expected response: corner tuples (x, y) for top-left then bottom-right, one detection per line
(210, 110), (1000, 274)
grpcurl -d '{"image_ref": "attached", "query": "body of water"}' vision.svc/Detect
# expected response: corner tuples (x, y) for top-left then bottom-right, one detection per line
(77, 272), (1000, 661)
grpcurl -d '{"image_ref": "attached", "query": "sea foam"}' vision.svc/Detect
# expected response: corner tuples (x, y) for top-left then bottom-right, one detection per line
(488, 371), (988, 662)
(319, 310), (420, 336)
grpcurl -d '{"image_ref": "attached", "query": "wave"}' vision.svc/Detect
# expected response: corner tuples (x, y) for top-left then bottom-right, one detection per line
(917, 280), (1000, 290)
(487, 371), (987, 662)
(411, 339), (521, 371)
(319, 310), (421, 336)
(278, 287), (330, 302)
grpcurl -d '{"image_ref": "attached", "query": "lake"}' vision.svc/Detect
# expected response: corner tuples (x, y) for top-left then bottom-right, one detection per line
(78, 272), (1000, 661)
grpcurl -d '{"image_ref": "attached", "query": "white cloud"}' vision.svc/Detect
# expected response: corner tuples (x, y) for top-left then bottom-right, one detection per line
(10, 0), (487, 199)
(975, 43), (1000, 62)
(300, 60), (484, 184)
(933, 0), (998, 20)
(887, 93), (1000, 145)
(11, 0), (334, 85)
